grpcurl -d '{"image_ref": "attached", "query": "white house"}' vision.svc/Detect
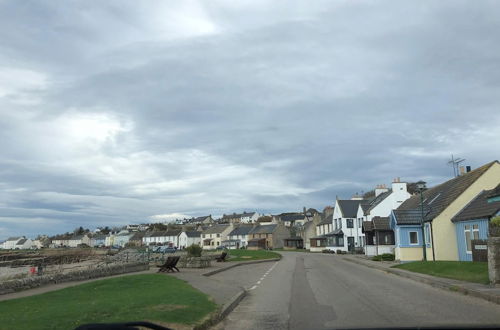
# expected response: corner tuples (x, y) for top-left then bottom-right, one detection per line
(113, 231), (135, 247)
(226, 225), (254, 249)
(15, 238), (33, 249)
(2, 237), (24, 249)
(360, 179), (411, 256)
(328, 198), (368, 252)
(143, 230), (181, 247)
(68, 234), (91, 248)
(178, 231), (201, 249)
(240, 212), (260, 224)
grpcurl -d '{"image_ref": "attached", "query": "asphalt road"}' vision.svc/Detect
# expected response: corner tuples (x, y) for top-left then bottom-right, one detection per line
(214, 252), (500, 329)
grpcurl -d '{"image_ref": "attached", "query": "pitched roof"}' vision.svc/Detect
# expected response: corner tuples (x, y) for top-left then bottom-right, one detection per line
(398, 161), (498, 220)
(130, 232), (145, 241)
(487, 184), (500, 199)
(318, 214), (333, 225)
(229, 226), (254, 236)
(16, 238), (27, 245)
(392, 209), (426, 225)
(325, 229), (343, 236)
(363, 221), (373, 232)
(337, 200), (367, 218)
(366, 190), (392, 214)
(250, 224), (278, 234)
(6, 237), (22, 241)
(452, 188), (500, 222)
(203, 224), (231, 234)
(183, 231), (201, 237)
(360, 204), (371, 215)
(280, 214), (305, 222)
(372, 217), (391, 231)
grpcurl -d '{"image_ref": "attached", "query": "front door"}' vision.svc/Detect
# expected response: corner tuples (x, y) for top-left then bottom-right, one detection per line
(347, 237), (355, 252)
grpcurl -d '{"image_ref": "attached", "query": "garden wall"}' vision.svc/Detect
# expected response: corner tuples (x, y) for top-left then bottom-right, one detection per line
(0, 261), (149, 295)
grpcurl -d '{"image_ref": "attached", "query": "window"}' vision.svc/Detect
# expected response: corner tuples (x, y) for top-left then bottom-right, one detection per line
(347, 219), (353, 228)
(465, 224), (480, 253)
(409, 231), (418, 245)
(217, 234), (220, 237)
(358, 219), (362, 228)
(339, 219), (342, 229)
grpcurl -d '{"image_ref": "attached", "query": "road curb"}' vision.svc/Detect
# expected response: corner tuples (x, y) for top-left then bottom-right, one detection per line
(342, 256), (500, 305)
(194, 289), (247, 330)
(202, 257), (281, 277)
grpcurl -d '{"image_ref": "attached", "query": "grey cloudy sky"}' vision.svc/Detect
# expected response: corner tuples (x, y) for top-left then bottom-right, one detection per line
(1, 1), (499, 239)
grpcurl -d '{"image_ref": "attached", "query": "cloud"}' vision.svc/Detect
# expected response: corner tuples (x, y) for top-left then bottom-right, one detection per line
(1, 1), (500, 239)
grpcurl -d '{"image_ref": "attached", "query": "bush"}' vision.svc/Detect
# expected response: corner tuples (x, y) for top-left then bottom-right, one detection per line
(381, 253), (395, 261)
(491, 216), (500, 227)
(186, 244), (202, 257)
(372, 253), (395, 261)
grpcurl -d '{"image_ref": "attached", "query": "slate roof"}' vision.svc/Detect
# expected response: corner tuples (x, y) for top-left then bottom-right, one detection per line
(337, 200), (367, 218)
(280, 214), (306, 222)
(366, 190), (392, 214)
(452, 188), (500, 222)
(70, 235), (86, 240)
(229, 226), (254, 236)
(203, 225), (231, 234)
(360, 204), (371, 215)
(16, 238), (27, 245)
(318, 214), (333, 226)
(184, 231), (201, 238)
(363, 221), (373, 232)
(147, 230), (181, 237)
(372, 217), (391, 231)
(250, 224), (277, 234)
(487, 184), (500, 199)
(392, 209), (427, 225)
(398, 161), (498, 221)
(129, 232), (145, 241)
(6, 237), (22, 241)
(325, 229), (343, 236)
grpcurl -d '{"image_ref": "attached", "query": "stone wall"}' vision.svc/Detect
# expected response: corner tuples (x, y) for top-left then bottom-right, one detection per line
(488, 237), (500, 286)
(0, 261), (149, 295)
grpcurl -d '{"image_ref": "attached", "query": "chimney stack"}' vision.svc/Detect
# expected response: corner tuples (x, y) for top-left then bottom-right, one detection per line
(459, 166), (466, 175)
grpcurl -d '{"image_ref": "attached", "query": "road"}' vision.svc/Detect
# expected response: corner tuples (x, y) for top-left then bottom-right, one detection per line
(213, 252), (500, 329)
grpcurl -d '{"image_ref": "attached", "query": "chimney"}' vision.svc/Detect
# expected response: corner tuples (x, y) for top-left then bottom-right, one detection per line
(375, 184), (389, 197)
(459, 166), (466, 175)
(466, 165), (472, 173)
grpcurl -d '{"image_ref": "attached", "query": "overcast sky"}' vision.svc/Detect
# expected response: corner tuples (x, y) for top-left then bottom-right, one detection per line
(1, 1), (499, 239)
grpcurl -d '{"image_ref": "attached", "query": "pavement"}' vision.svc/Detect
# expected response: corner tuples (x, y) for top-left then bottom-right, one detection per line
(342, 254), (500, 304)
(214, 252), (500, 329)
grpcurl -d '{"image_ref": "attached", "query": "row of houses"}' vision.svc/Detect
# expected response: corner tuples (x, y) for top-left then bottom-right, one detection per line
(299, 161), (500, 262)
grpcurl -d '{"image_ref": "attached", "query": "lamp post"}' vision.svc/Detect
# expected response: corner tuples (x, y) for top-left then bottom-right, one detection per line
(416, 180), (427, 261)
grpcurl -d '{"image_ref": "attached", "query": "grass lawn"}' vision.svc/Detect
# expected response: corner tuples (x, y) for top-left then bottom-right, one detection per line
(228, 249), (281, 261)
(0, 274), (217, 330)
(393, 261), (489, 284)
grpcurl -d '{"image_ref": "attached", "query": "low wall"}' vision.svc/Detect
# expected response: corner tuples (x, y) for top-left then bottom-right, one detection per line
(488, 237), (500, 286)
(0, 261), (149, 295)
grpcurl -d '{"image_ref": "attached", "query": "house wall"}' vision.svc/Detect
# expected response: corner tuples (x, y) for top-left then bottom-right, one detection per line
(431, 163), (500, 261)
(395, 247), (423, 261)
(455, 219), (489, 261)
(368, 188), (410, 221)
(397, 226), (423, 247)
(272, 225), (291, 249)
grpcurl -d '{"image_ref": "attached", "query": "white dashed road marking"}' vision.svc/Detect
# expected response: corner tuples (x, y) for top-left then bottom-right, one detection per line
(247, 261), (278, 291)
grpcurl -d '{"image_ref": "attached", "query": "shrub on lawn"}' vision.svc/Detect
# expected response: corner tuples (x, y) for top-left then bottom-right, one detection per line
(380, 253), (395, 261)
(372, 254), (395, 261)
(186, 244), (202, 257)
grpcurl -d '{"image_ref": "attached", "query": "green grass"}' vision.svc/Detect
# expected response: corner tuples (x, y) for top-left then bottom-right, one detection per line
(0, 274), (217, 330)
(393, 261), (489, 284)
(228, 249), (281, 261)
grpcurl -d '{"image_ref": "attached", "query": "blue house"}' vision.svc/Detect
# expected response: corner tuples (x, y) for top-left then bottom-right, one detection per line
(390, 209), (431, 261)
(451, 185), (500, 261)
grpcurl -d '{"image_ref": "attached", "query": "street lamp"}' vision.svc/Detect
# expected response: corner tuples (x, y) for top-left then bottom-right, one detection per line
(416, 180), (427, 261)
